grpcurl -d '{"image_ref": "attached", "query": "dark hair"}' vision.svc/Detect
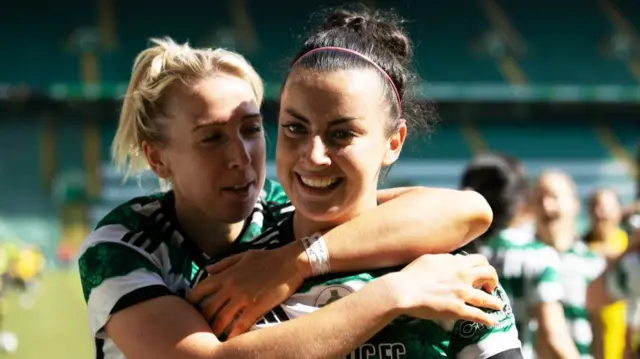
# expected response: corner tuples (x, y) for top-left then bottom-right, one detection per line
(460, 153), (529, 240)
(284, 4), (434, 135)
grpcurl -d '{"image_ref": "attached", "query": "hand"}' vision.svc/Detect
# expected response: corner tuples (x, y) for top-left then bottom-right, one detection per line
(187, 242), (308, 339)
(386, 253), (503, 326)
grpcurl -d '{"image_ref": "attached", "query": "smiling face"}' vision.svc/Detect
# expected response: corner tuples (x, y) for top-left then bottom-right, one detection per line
(532, 172), (579, 228)
(276, 68), (405, 231)
(144, 75), (266, 224)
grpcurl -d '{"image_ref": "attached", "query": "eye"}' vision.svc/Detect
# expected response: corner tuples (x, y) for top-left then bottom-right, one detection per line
(281, 123), (307, 137)
(244, 124), (264, 136)
(331, 130), (356, 140)
(202, 133), (224, 143)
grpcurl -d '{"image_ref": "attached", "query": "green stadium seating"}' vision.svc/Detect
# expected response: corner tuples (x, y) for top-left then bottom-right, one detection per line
(497, 0), (635, 84)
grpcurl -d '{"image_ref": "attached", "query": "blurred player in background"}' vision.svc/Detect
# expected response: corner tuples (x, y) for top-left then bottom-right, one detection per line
(587, 231), (640, 359)
(10, 245), (45, 309)
(583, 189), (628, 359)
(462, 153), (578, 359)
(588, 142), (640, 359)
(532, 170), (606, 359)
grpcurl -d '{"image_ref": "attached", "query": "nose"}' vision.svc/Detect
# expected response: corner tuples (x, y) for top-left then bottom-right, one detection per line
(225, 137), (251, 169)
(301, 135), (331, 167)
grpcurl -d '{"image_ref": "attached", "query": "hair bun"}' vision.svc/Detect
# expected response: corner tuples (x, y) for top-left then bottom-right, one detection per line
(323, 10), (367, 32)
(321, 6), (411, 64)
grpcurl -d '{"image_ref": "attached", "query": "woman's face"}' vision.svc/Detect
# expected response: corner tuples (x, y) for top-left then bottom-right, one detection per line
(145, 76), (266, 224)
(589, 190), (622, 226)
(276, 68), (405, 227)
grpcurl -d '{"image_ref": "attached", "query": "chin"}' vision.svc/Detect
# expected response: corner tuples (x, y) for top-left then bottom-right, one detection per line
(214, 203), (256, 224)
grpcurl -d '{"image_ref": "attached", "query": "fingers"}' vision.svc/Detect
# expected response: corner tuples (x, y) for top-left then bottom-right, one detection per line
(187, 276), (222, 305)
(466, 265), (499, 292)
(462, 287), (504, 311)
(207, 255), (243, 276)
(201, 291), (231, 324)
(226, 307), (265, 339)
(211, 300), (245, 337)
(454, 305), (499, 327)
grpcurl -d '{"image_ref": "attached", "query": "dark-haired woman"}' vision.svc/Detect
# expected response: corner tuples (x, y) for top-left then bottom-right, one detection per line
(461, 153), (579, 359)
(190, 5), (522, 359)
(78, 6), (507, 359)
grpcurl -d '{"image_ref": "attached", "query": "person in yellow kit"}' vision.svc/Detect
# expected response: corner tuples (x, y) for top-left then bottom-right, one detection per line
(10, 245), (45, 309)
(583, 188), (628, 359)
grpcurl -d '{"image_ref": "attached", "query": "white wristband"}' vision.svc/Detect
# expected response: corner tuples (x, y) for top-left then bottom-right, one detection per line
(301, 233), (330, 276)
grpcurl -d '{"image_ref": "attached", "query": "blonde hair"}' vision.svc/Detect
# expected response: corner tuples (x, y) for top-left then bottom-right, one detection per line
(112, 37), (264, 180)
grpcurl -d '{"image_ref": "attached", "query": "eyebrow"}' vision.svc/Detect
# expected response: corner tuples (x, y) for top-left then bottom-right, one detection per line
(192, 113), (262, 132)
(284, 107), (358, 126)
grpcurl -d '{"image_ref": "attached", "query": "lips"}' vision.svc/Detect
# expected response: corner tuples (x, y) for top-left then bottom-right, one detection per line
(221, 180), (256, 200)
(294, 173), (344, 194)
(298, 175), (341, 188)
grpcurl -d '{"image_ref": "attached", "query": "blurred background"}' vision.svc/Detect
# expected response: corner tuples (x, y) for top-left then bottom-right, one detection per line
(0, 0), (639, 357)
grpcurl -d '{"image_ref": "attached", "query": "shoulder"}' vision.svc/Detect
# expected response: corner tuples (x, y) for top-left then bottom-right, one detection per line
(94, 193), (165, 231)
(81, 193), (174, 266)
(78, 194), (179, 336)
(523, 241), (562, 273)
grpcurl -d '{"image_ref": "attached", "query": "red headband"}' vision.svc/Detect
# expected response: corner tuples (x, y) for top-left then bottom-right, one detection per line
(292, 46), (402, 116)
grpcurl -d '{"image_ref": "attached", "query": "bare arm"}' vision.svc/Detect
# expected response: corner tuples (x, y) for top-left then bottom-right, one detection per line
(324, 187), (492, 271)
(198, 187), (493, 335)
(110, 254), (502, 359)
(533, 302), (580, 359)
(108, 276), (397, 359)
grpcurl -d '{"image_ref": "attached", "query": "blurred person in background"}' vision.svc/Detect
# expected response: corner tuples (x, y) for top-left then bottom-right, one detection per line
(461, 153), (578, 359)
(77, 32), (504, 359)
(586, 229), (640, 359)
(532, 170), (606, 359)
(10, 245), (45, 309)
(583, 189), (628, 359)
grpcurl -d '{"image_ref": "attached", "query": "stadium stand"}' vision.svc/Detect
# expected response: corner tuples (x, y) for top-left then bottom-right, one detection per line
(0, 0), (638, 250)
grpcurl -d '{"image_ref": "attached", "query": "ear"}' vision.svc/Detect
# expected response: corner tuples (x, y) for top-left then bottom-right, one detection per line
(382, 120), (407, 167)
(142, 141), (172, 179)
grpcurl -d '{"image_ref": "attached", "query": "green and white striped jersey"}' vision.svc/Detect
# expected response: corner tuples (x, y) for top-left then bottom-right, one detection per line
(480, 226), (564, 358)
(196, 213), (523, 359)
(555, 241), (606, 359)
(605, 251), (640, 302)
(77, 179), (292, 359)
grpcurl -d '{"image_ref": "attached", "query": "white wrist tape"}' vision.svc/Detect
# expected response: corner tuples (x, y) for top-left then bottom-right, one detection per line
(301, 233), (330, 276)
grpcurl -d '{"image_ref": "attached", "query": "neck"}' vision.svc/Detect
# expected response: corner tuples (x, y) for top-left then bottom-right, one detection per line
(536, 220), (576, 252)
(174, 194), (245, 257)
(292, 192), (378, 240)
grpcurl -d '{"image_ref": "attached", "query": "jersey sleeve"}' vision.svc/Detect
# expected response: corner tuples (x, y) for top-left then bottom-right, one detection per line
(531, 247), (564, 304)
(604, 252), (640, 301)
(449, 284), (523, 359)
(78, 225), (173, 337)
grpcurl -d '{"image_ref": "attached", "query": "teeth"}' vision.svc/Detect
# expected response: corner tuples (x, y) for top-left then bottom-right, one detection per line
(300, 176), (339, 188)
